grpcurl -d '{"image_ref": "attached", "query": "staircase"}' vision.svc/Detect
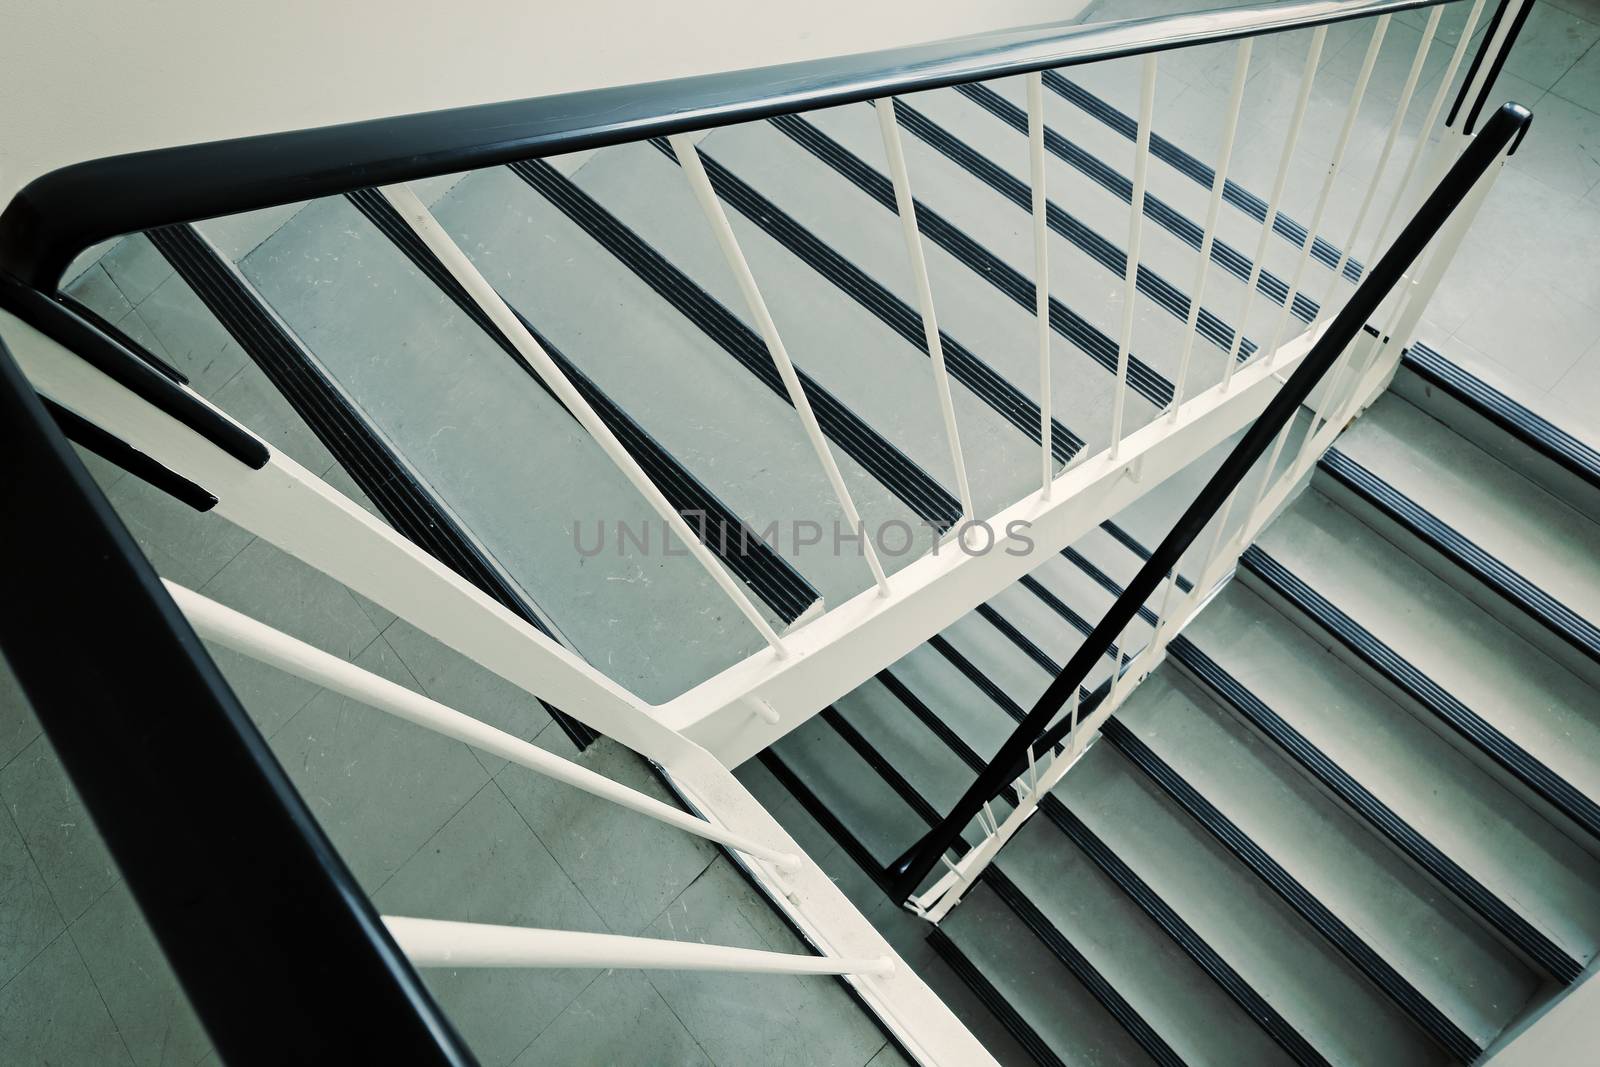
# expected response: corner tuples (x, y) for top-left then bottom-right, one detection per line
(751, 350), (1600, 1064)
(2, 1), (1583, 1065)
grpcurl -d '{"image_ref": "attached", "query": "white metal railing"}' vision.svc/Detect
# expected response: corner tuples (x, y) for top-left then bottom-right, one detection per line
(0, 0), (1531, 1059)
(912, 106), (1514, 921)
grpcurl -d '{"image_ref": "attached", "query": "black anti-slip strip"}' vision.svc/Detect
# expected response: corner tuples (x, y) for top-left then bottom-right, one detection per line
(1043, 72), (1362, 282)
(1062, 547), (1161, 627)
(1016, 574), (1125, 662)
(1241, 545), (1600, 842)
(1039, 797), (1328, 1067)
(952, 83), (1320, 324)
(648, 139), (1084, 464)
(508, 158), (963, 530)
(977, 602), (1065, 676)
(145, 223), (598, 750)
(928, 632), (1093, 721)
(1099, 521), (1195, 594)
(1167, 634), (1581, 983)
(877, 668), (995, 775)
(768, 113), (1176, 408)
(755, 748), (895, 894)
(1402, 343), (1600, 494)
(342, 188), (817, 624)
(983, 870), (1186, 1067)
(1101, 717), (1481, 1062)
(893, 96), (1260, 357)
(927, 928), (1069, 1067)
(1321, 449), (1600, 666)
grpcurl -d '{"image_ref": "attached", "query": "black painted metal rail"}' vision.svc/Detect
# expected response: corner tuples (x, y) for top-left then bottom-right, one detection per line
(0, 335), (475, 1066)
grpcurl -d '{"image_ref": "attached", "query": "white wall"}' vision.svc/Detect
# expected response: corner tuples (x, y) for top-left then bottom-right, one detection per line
(0, 0), (1093, 204)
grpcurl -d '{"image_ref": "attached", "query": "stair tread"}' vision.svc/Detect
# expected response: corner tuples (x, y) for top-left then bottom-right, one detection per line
(904, 83), (1258, 390)
(1119, 669), (1539, 1046)
(1257, 490), (1600, 805)
(800, 100), (1187, 409)
(232, 192), (767, 702)
(1395, 346), (1600, 524)
(943, 882), (1160, 1067)
(1186, 581), (1600, 971)
(437, 162), (917, 609)
(769, 715), (925, 866)
(1061, 742), (1450, 1065)
(705, 108), (1131, 457)
(997, 815), (1296, 1066)
(887, 643), (1022, 761)
(605, 132), (1041, 519)
(833, 678), (975, 814)
(1334, 392), (1600, 643)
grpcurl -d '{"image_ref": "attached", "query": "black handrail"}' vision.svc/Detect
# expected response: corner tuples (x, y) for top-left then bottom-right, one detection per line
(0, 0), (1449, 289)
(0, 336), (476, 1065)
(886, 101), (1533, 903)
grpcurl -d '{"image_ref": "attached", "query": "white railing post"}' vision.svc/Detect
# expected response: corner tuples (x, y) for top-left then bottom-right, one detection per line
(377, 182), (789, 657)
(1172, 39), (1251, 416)
(875, 98), (977, 526)
(385, 916), (894, 975)
(1027, 71), (1053, 498)
(1368, 0), (1489, 262)
(165, 580), (807, 872)
(1318, 7), (1440, 321)
(670, 134), (893, 598)
(1221, 25), (1327, 390)
(1262, 16), (1389, 362)
(1109, 55), (1158, 461)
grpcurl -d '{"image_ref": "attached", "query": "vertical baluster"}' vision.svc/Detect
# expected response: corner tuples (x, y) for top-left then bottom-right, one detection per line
(1263, 17), (1390, 362)
(1317, 7), (1440, 323)
(1171, 39), (1252, 419)
(1369, 0), (1488, 261)
(1221, 25), (1328, 391)
(1151, 566), (1183, 642)
(1241, 420), (1298, 540)
(1290, 324), (1389, 479)
(875, 98), (977, 526)
(1065, 685), (1083, 752)
(1194, 483), (1244, 591)
(1028, 72), (1053, 496)
(378, 182), (787, 656)
(670, 134), (892, 597)
(1110, 55), (1158, 460)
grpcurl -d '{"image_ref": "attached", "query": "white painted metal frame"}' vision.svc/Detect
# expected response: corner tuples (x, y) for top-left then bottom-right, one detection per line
(167, 578), (804, 870)
(662, 318), (1332, 764)
(909, 80), (1517, 924)
(0, 306), (995, 1066)
(386, 916), (893, 974)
